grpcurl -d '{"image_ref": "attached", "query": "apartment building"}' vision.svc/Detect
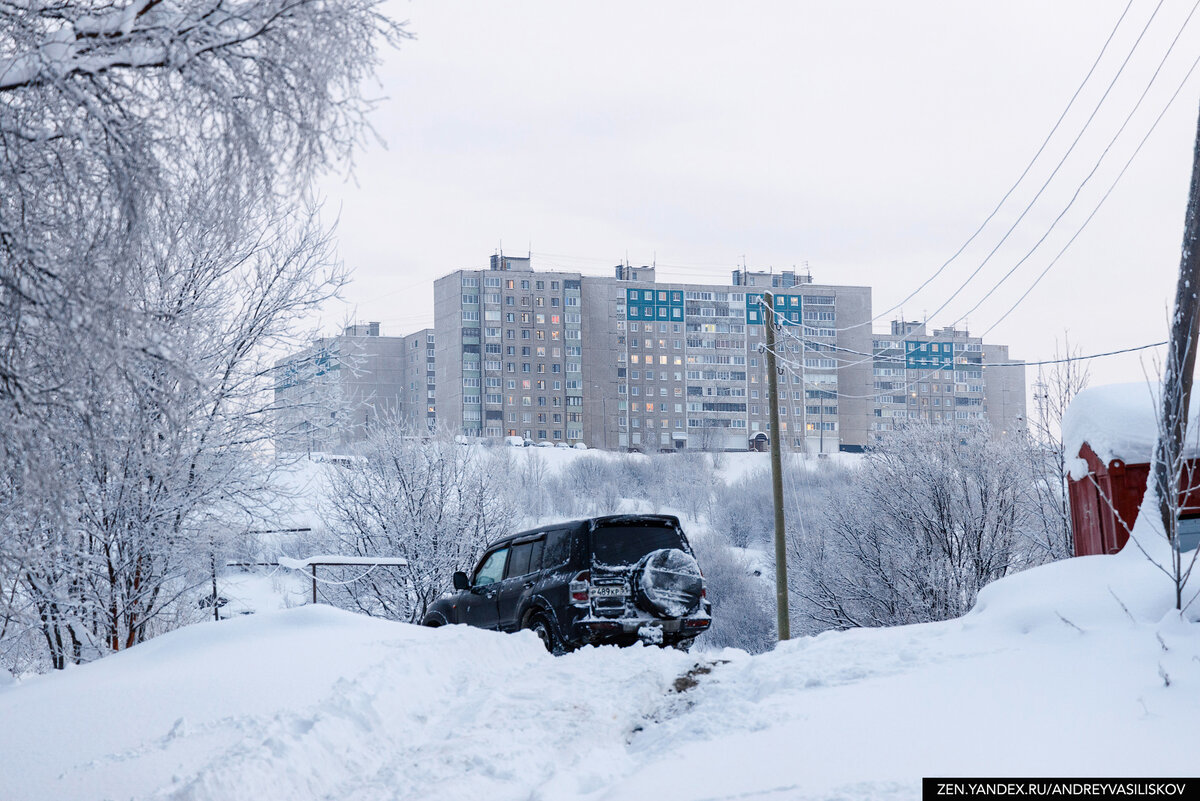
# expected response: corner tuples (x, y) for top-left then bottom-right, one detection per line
(277, 255), (1027, 455)
(433, 255), (873, 451)
(870, 320), (1026, 442)
(272, 323), (434, 454)
(401, 328), (438, 434)
(582, 266), (874, 452)
(433, 255), (585, 442)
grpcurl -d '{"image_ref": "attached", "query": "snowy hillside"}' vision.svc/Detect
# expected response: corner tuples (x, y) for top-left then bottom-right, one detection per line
(1, 531), (1196, 801)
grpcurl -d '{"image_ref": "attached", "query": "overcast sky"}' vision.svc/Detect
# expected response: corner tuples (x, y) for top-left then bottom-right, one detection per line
(316, 0), (1200, 394)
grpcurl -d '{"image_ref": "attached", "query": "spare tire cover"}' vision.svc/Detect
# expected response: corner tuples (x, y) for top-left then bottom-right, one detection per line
(634, 548), (703, 619)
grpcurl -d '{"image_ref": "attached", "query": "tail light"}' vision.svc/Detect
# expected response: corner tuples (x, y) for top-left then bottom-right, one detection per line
(569, 571), (590, 604)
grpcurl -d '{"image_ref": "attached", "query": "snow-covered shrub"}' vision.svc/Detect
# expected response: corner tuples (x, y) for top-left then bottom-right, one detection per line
(318, 430), (520, 623)
(709, 472), (773, 549)
(691, 535), (775, 654)
(789, 423), (1052, 631)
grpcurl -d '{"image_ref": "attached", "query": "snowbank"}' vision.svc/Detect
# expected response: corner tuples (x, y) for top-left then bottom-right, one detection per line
(2, 541), (1198, 800)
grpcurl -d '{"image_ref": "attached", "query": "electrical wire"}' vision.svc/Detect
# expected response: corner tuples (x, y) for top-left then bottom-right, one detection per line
(764, 334), (1165, 369)
(936, 0), (1200, 334)
(754, 296), (1165, 402)
(981, 43), (1200, 337)
(910, 0), (1175, 331)
(751, 8), (1200, 393)
(851, 0), (1144, 333)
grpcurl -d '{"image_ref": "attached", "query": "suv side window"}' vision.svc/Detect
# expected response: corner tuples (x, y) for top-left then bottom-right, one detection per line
(506, 541), (535, 578)
(542, 529), (571, 571)
(474, 548), (509, 586)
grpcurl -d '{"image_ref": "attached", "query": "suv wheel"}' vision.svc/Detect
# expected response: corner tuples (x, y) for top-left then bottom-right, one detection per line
(527, 615), (562, 655)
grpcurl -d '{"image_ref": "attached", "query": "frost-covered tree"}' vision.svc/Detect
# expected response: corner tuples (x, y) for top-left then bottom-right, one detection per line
(790, 423), (1048, 630)
(691, 535), (775, 654)
(1025, 336), (1090, 558)
(0, 193), (346, 669)
(1, 0), (399, 408)
(319, 430), (521, 623)
(0, 0), (402, 672)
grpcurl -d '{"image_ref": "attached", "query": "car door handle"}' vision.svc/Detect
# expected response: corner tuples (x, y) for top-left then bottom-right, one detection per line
(523, 581), (535, 589)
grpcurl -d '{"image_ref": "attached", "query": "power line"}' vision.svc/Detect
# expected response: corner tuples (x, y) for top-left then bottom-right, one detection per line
(939, 0), (1200, 334)
(767, 334), (1164, 369)
(831, 0), (1144, 334)
(752, 13), (1193, 375)
(913, 0), (1173, 330)
(982, 37), (1200, 338)
(796, 0), (1198, 373)
(755, 297), (1165, 402)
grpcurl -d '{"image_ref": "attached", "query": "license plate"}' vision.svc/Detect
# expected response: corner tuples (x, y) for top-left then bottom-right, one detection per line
(591, 585), (626, 597)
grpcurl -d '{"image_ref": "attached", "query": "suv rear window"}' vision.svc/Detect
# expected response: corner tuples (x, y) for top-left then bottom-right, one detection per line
(543, 529), (571, 570)
(590, 523), (686, 566)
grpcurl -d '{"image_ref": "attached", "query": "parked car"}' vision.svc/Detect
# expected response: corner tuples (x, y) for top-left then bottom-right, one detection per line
(504, 435), (524, 447)
(422, 515), (711, 652)
(554, 442), (571, 449)
(535, 440), (554, 448)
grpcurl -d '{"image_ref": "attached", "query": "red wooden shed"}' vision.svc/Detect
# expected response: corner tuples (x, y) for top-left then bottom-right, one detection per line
(1064, 384), (1200, 556)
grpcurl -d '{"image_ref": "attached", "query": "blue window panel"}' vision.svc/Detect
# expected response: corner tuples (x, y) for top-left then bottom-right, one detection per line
(672, 308), (682, 320)
(657, 291), (668, 302)
(657, 307), (668, 320)
(671, 291), (683, 303)
(627, 288), (638, 304)
(643, 290), (653, 301)
(629, 306), (640, 318)
(789, 312), (799, 322)
(748, 310), (760, 322)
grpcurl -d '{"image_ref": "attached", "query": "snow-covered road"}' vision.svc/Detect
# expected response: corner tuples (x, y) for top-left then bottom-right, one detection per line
(2, 544), (1198, 801)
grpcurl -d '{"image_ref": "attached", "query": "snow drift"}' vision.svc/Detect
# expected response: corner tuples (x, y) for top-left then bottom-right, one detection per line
(1, 540), (1197, 800)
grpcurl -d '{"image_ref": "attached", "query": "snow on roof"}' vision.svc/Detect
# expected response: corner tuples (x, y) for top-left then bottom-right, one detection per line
(1062, 382), (1200, 480)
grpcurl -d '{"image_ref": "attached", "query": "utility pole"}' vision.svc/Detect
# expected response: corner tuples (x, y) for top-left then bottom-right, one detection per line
(763, 293), (791, 641)
(1155, 100), (1200, 600)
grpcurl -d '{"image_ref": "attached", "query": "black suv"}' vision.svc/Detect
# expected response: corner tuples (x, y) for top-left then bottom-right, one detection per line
(422, 514), (711, 651)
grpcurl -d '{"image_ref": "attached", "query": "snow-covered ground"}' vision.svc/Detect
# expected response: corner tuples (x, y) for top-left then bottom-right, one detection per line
(2, 527), (1196, 801)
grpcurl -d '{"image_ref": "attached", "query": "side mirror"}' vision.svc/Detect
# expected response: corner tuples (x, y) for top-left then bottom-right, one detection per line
(452, 571), (470, 591)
